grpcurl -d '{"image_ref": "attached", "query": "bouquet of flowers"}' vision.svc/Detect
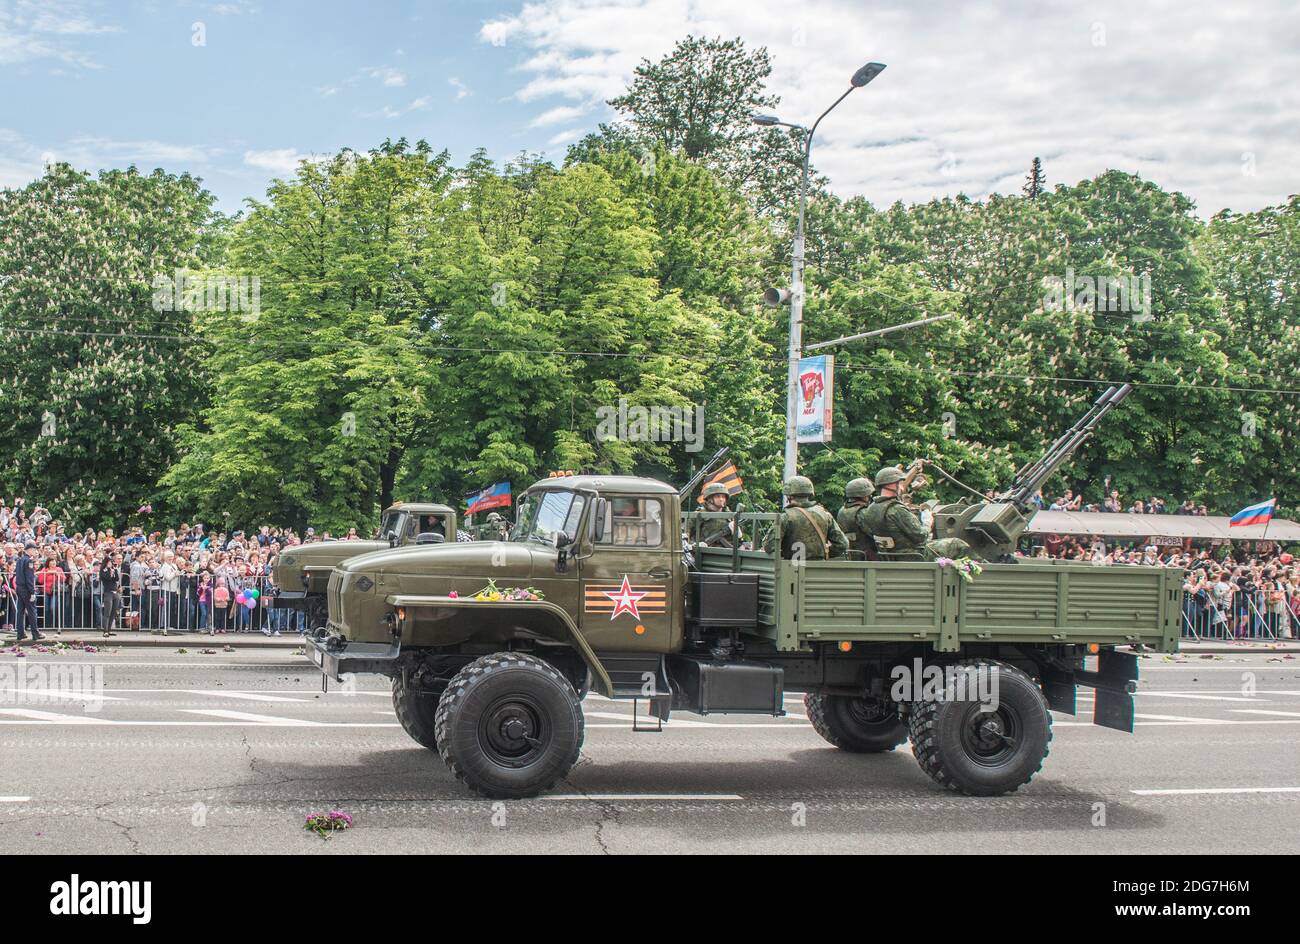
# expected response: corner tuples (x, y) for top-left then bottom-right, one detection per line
(469, 578), (545, 602)
(935, 556), (984, 583)
(304, 809), (353, 839)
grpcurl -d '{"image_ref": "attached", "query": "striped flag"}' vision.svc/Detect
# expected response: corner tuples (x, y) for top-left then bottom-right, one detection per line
(1229, 498), (1276, 527)
(697, 462), (744, 504)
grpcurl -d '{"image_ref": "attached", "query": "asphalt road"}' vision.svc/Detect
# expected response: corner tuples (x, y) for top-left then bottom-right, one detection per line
(2, 646), (1298, 854)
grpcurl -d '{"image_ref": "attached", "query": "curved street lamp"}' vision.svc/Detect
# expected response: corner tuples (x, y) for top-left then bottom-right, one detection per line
(756, 61), (886, 483)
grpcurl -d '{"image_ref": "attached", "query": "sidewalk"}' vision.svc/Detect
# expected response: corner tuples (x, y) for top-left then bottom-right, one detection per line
(3, 628), (304, 649)
(1157, 639), (1299, 656)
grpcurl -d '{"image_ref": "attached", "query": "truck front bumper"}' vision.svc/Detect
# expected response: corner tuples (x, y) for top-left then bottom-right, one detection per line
(302, 629), (401, 681)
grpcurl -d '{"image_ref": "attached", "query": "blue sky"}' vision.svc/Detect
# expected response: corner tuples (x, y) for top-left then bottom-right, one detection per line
(2, 0), (1297, 215)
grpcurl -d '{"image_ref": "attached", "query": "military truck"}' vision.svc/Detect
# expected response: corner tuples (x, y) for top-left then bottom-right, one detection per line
(303, 386), (1180, 800)
(272, 502), (458, 631)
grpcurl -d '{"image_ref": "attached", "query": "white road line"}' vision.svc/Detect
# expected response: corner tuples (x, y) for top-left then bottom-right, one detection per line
(1141, 692), (1263, 703)
(540, 794), (744, 801)
(1230, 709), (1300, 718)
(0, 690), (127, 702)
(0, 796), (31, 802)
(179, 709), (322, 725)
(1132, 787), (1300, 796)
(0, 708), (115, 724)
(185, 690), (311, 703)
(1133, 713), (1226, 724)
(0, 719), (400, 727)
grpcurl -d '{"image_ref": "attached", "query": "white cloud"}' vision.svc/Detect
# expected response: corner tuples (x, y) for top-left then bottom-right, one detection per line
(449, 76), (471, 99)
(530, 104), (587, 127)
(363, 66), (407, 87)
(370, 97), (432, 120)
(243, 148), (306, 175)
(547, 128), (581, 147)
(480, 0), (1300, 214)
(0, 0), (119, 67)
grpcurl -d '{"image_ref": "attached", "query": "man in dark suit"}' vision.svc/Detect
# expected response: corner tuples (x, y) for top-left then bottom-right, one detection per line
(15, 542), (41, 642)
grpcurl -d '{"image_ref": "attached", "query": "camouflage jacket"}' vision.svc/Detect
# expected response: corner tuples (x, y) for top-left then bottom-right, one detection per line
(836, 502), (874, 555)
(765, 498), (848, 560)
(695, 515), (734, 548)
(861, 496), (930, 558)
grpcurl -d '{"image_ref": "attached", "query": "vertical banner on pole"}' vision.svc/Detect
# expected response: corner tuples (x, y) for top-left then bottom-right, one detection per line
(796, 355), (834, 443)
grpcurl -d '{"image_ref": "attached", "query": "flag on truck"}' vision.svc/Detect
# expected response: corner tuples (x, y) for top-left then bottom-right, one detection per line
(466, 481), (511, 515)
(1229, 497), (1275, 527)
(697, 462), (744, 504)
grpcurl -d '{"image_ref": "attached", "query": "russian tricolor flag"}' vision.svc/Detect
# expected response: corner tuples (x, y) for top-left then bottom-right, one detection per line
(1229, 498), (1276, 527)
(465, 481), (511, 515)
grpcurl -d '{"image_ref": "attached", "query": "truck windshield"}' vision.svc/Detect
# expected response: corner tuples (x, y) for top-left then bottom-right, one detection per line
(377, 511), (407, 541)
(517, 490), (586, 547)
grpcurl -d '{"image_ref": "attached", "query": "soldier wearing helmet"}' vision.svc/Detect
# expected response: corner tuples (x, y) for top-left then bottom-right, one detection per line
(863, 466), (930, 560)
(482, 511), (510, 542)
(836, 477), (878, 559)
(763, 476), (848, 560)
(695, 482), (736, 548)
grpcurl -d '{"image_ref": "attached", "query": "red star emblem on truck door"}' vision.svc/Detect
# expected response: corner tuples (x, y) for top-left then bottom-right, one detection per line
(603, 575), (649, 620)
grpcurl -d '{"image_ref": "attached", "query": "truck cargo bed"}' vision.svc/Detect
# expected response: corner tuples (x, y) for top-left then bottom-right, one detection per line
(697, 549), (1181, 653)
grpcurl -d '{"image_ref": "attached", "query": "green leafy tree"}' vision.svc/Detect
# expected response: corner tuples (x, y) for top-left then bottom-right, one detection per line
(163, 140), (451, 531)
(0, 163), (222, 528)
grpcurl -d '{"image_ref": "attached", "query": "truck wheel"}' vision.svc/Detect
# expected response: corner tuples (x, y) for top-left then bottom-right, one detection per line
(909, 660), (1052, 796)
(805, 693), (908, 753)
(392, 673), (442, 751)
(435, 652), (584, 799)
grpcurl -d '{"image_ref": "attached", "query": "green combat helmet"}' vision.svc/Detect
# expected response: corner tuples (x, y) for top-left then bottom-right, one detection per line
(845, 477), (874, 500)
(701, 482), (731, 500)
(486, 512), (504, 523)
(783, 475), (815, 499)
(874, 466), (907, 488)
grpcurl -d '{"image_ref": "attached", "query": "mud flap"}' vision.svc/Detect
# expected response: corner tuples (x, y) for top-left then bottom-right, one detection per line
(1090, 650), (1138, 733)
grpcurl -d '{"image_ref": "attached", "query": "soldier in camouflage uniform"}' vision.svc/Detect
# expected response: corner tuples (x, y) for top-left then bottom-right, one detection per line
(862, 467), (930, 560)
(836, 477), (877, 559)
(764, 476), (848, 560)
(482, 511), (510, 541)
(695, 482), (735, 547)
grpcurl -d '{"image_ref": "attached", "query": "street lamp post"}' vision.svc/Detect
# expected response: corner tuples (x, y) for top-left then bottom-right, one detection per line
(756, 61), (886, 483)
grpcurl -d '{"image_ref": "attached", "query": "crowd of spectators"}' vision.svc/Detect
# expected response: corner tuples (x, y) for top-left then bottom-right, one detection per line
(0, 497), (364, 637)
(1023, 527), (1298, 640)
(1027, 487), (1208, 516)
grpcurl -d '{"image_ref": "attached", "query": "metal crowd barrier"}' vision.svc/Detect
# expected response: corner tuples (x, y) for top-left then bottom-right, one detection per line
(0, 574), (301, 635)
(1181, 588), (1298, 641)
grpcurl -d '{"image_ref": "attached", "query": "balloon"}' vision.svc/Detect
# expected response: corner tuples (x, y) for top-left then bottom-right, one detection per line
(248, 588), (260, 599)
(244, 598), (256, 609)
(235, 593), (247, 605)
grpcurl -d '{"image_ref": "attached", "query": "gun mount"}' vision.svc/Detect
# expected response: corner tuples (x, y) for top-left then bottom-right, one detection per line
(932, 384), (1132, 560)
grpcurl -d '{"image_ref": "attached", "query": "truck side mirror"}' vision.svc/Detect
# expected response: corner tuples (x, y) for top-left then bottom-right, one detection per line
(592, 499), (607, 542)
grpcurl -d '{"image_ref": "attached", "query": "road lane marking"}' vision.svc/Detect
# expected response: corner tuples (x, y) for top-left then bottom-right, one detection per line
(0, 796), (30, 802)
(1230, 709), (1300, 718)
(0, 690), (126, 702)
(540, 794), (744, 801)
(186, 690), (312, 703)
(179, 709), (322, 725)
(0, 709), (115, 724)
(1133, 713), (1225, 724)
(1132, 787), (1300, 796)
(1141, 692), (1264, 703)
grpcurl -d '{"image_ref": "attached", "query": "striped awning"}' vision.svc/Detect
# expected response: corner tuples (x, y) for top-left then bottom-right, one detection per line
(1025, 510), (1300, 541)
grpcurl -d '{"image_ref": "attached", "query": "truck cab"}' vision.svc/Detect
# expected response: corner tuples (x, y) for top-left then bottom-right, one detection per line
(272, 501), (458, 630)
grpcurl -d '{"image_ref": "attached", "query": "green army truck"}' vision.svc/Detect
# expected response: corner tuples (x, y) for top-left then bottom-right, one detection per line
(273, 502), (457, 631)
(302, 387), (1180, 799)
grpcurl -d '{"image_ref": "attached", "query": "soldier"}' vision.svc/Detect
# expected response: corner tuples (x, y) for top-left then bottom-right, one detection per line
(863, 467), (931, 560)
(765, 476), (848, 560)
(695, 482), (735, 547)
(483, 511), (510, 541)
(836, 477), (877, 559)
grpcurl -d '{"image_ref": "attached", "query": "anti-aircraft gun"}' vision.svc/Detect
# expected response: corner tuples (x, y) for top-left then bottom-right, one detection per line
(931, 383), (1132, 560)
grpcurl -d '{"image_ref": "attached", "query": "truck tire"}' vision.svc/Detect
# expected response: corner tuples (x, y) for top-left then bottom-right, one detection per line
(392, 674), (441, 751)
(909, 660), (1052, 796)
(805, 693), (908, 753)
(435, 652), (584, 799)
